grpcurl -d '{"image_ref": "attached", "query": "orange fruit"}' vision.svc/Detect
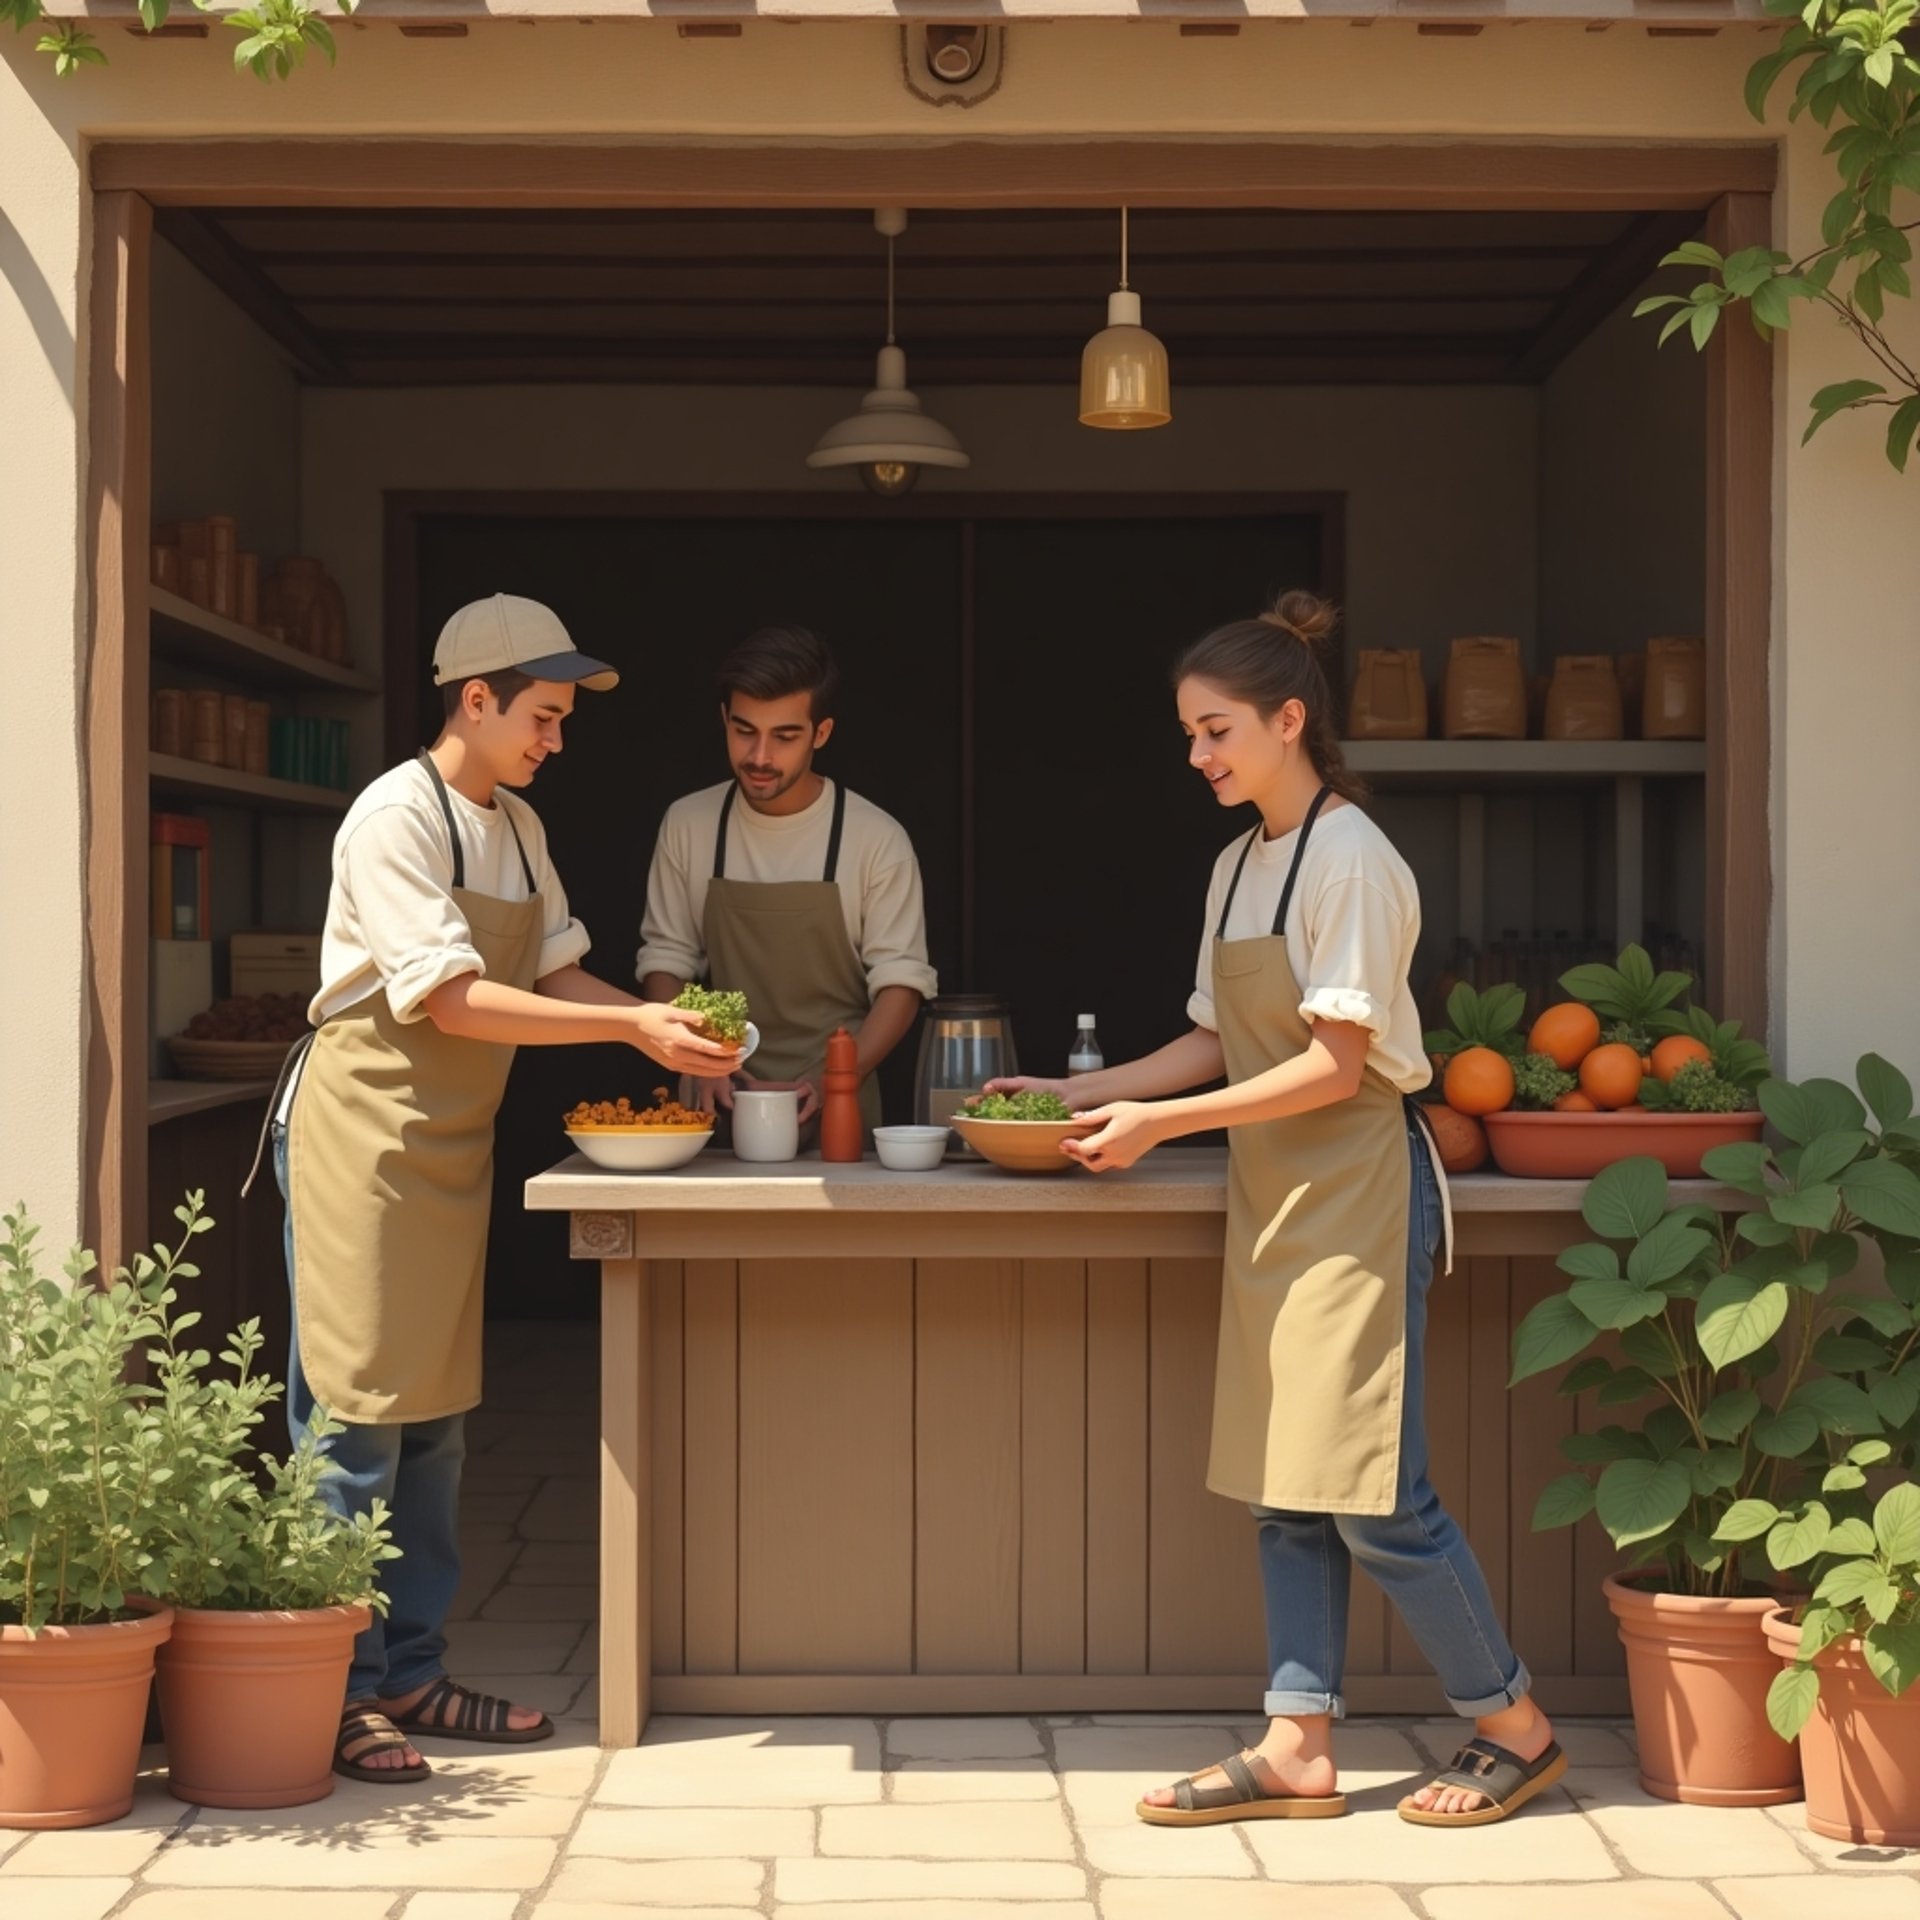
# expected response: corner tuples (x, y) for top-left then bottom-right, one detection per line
(1528, 1002), (1602, 1071)
(1426, 1105), (1488, 1174)
(1553, 1091), (1598, 1113)
(1444, 1046), (1516, 1118)
(1580, 1042), (1645, 1111)
(1650, 1035), (1713, 1084)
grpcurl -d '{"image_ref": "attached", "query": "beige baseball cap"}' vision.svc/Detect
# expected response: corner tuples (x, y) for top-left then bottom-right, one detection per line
(432, 594), (619, 693)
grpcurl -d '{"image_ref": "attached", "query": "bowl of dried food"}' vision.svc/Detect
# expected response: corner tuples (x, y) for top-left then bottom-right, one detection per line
(670, 984), (759, 1065)
(565, 1089), (716, 1171)
(951, 1090), (1098, 1175)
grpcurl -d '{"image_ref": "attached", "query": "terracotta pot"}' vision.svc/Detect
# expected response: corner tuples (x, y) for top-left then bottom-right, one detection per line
(1482, 1108), (1765, 1179)
(154, 1604), (369, 1809)
(1765, 1607), (1920, 1845)
(1604, 1574), (1801, 1806)
(0, 1607), (174, 1829)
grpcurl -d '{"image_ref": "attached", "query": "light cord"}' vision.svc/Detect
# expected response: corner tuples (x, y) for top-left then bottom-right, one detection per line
(1119, 205), (1130, 292)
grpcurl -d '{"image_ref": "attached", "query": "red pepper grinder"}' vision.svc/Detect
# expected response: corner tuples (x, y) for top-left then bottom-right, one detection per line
(819, 1027), (864, 1163)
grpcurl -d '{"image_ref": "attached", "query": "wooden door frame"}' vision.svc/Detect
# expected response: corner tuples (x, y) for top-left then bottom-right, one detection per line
(83, 136), (1776, 1273)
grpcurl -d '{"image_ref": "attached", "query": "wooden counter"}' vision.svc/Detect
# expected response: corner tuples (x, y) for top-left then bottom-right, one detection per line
(525, 1151), (1740, 1745)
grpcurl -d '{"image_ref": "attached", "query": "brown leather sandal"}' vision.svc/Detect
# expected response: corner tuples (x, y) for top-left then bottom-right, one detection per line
(1135, 1750), (1348, 1827)
(380, 1675), (555, 1746)
(335, 1703), (431, 1784)
(1398, 1738), (1567, 1827)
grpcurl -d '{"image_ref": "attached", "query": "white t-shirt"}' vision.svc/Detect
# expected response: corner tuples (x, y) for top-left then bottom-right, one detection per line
(636, 779), (938, 1003)
(1188, 801), (1432, 1097)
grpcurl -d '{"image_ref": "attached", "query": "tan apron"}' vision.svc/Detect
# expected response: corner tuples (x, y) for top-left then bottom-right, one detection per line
(701, 779), (883, 1134)
(282, 753), (545, 1425)
(1204, 786), (1420, 1517)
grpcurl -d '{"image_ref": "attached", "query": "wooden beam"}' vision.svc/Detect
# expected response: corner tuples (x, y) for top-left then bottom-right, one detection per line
(152, 207), (343, 383)
(1703, 190), (1772, 1038)
(1507, 206), (1705, 380)
(84, 190), (152, 1280)
(94, 139), (1777, 213)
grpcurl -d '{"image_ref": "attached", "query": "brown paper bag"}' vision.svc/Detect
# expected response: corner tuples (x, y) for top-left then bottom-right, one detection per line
(1442, 636), (1526, 740)
(1544, 655), (1624, 741)
(1346, 649), (1428, 740)
(1644, 636), (1705, 739)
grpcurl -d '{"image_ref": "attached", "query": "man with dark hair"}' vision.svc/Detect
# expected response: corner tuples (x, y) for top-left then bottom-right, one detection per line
(637, 624), (935, 1132)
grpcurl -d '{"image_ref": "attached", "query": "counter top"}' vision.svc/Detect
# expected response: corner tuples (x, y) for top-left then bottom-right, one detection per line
(525, 1148), (1741, 1217)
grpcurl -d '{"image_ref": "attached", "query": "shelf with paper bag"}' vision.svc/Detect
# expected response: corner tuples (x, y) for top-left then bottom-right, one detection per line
(150, 586), (378, 695)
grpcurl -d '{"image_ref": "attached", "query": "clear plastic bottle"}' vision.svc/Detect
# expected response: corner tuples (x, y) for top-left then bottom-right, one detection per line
(1068, 1014), (1104, 1077)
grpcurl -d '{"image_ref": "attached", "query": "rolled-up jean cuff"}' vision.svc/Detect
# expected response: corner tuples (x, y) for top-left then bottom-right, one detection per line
(1444, 1659), (1532, 1719)
(1263, 1690), (1346, 1720)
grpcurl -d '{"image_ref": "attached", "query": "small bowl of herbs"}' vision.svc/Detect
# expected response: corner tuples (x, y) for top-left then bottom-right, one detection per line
(952, 1089), (1098, 1174)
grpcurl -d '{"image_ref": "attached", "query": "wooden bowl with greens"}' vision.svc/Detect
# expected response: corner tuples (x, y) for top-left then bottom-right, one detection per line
(952, 1090), (1097, 1175)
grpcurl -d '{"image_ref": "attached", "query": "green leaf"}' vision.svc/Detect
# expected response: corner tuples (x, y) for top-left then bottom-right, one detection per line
(1887, 1251), (1920, 1307)
(1703, 1141), (1773, 1193)
(1701, 1387), (1762, 1440)
(1851, 1438), (1895, 1467)
(1865, 44), (1895, 86)
(1875, 1482), (1920, 1562)
(1557, 1243), (1622, 1288)
(1769, 1500), (1834, 1569)
(1872, 1372), (1920, 1429)
(1697, 1274), (1792, 1369)
(1621, 1317), (1685, 1379)
(1628, 1216), (1713, 1288)
(1510, 1292), (1598, 1385)
(1863, 1574), (1905, 1625)
(1597, 1365), (1662, 1407)
(1791, 1376), (1881, 1435)
(1738, 1212), (1797, 1247)
(1818, 1559), (1885, 1607)
(1570, 1276), (1669, 1331)
(1753, 1404), (1822, 1457)
(1824, 1463), (1868, 1492)
(1745, 46), (1795, 120)
(1715, 1497), (1782, 1543)
(1815, 1333), (1895, 1373)
(1860, 1055), (1916, 1132)
(1563, 1426), (1653, 1465)
(1533, 1473), (1598, 1531)
(1596, 1457), (1694, 1548)
(1883, 394), (1920, 473)
(1827, 1516), (1880, 1555)
(1843, 1158), (1920, 1237)
(1663, 240), (1728, 271)
(1805, 1079), (1870, 1137)
(1760, 1079), (1817, 1145)
(1582, 1158), (1670, 1242)
(1829, 1293), (1913, 1339)
(1558, 1356), (1615, 1397)
(1774, 1184), (1841, 1231)
(1798, 1131), (1873, 1186)
(1863, 1621), (1920, 1698)
(1767, 1664), (1821, 1741)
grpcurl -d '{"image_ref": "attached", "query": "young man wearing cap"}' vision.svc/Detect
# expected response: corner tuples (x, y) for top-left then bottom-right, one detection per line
(262, 594), (738, 1785)
(637, 624), (937, 1136)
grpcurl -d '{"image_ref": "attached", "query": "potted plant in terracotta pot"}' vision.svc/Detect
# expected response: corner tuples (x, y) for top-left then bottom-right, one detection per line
(1753, 1479), (1920, 1845)
(0, 1202), (182, 1830)
(145, 1214), (396, 1810)
(1511, 1053), (1920, 1806)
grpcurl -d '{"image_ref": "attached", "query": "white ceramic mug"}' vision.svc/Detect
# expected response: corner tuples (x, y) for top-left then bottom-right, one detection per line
(731, 1089), (800, 1163)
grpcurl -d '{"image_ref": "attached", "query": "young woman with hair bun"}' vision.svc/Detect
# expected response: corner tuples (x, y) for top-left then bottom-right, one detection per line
(987, 590), (1561, 1832)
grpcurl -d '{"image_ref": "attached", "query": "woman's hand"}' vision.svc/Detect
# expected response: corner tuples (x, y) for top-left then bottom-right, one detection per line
(1062, 1101), (1167, 1173)
(630, 1004), (742, 1078)
(981, 1075), (1071, 1101)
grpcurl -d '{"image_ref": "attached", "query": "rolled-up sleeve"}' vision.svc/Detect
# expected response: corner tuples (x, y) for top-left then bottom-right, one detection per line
(1298, 876), (1405, 1041)
(859, 850), (939, 1002)
(636, 815), (704, 986)
(338, 807), (484, 1024)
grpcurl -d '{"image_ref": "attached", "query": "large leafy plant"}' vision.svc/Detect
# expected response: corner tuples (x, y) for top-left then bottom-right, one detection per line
(1513, 1054), (1920, 1597)
(1639, 0), (1920, 471)
(0, 1191), (394, 1632)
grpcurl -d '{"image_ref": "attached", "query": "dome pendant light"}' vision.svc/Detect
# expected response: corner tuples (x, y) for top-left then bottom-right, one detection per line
(807, 208), (970, 496)
(1079, 206), (1172, 430)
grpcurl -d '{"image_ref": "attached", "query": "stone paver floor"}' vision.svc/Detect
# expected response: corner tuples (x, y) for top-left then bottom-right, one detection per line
(8, 1321), (1918, 1919)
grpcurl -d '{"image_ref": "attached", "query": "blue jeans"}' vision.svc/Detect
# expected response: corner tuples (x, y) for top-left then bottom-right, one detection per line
(274, 1123), (465, 1705)
(1250, 1107), (1531, 1720)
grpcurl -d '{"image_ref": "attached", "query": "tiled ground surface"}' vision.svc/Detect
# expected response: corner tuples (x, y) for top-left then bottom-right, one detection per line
(8, 1321), (1919, 1919)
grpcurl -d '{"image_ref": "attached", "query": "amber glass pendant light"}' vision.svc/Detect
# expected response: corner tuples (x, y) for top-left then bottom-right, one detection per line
(1078, 206), (1172, 430)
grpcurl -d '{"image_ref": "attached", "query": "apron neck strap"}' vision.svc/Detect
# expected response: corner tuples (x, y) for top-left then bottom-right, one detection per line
(712, 779), (847, 885)
(1214, 783), (1335, 940)
(418, 750), (536, 896)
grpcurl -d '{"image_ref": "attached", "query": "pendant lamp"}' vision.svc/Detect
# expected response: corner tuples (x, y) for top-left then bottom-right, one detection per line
(1079, 206), (1172, 430)
(808, 208), (969, 496)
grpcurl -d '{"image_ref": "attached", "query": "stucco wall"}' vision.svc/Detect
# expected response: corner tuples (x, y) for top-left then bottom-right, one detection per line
(4, 17), (1916, 1236)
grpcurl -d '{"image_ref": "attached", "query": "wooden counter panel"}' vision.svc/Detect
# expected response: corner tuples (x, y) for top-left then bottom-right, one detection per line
(632, 1249), (1631, 1716)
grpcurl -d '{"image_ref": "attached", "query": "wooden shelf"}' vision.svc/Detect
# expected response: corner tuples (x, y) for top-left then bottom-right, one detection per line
(1344, 740), (1706, 788)
(148, 1078), (274, 1127)
(150, 752), (352, 816)
(150, 585), (378, 695)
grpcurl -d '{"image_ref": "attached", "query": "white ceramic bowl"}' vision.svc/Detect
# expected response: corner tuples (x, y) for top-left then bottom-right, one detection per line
(738, 1021), (761, 1066)
(872, 1125), (952, 1172)
(566, 1126), (714, 1172)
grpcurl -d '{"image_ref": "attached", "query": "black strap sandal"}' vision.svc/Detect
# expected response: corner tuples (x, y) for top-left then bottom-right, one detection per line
(335, 1703), (432, 1784)
(1135, 1750), (1347, 1827)
(1398, 1737), (1567, 1827)
(381, 1675), (556, 1746)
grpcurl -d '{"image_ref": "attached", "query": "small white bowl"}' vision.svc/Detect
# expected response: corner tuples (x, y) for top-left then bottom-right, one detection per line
(872, 1125), (952, 1172)
(567, 1126), (714, 1172)
(738, 1021), (760, 1066)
